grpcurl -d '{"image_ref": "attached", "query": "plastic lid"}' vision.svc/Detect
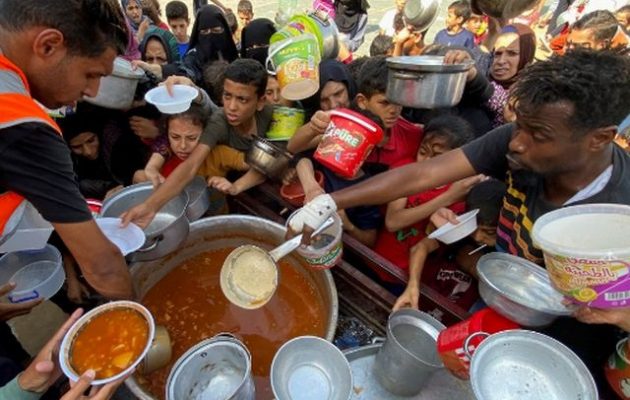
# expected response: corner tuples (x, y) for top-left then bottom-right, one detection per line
(96, 217), (145, 256)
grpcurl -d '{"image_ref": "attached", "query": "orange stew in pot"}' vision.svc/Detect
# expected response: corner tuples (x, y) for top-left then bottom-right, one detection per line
(70, 308), (149, 379)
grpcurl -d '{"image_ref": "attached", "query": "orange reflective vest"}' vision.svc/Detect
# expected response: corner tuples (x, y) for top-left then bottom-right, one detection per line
(0, 53), (62, 238)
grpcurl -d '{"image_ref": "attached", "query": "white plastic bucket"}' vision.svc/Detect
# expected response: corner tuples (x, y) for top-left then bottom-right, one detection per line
(286, 211), (343, 269)
(532, 203), (630, 308)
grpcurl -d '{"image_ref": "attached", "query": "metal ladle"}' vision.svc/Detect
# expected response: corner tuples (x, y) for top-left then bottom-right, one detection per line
(220, 217), (335, 309)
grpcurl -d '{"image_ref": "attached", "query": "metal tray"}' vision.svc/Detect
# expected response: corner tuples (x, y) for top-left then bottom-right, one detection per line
(344, 344), (474, 399)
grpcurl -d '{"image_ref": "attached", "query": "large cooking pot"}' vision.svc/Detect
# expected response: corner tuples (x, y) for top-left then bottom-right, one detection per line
(403, 0), (439, 32)
(100, 183), (189, 262)
(471, 0), (539, 19)
(125, 215), (339, 399)
(83, 57), (145, 110)
(386, 56), (474, 109)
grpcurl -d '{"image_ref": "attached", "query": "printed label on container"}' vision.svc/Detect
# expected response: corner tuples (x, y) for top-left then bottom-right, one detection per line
(544, 253), (630, 308)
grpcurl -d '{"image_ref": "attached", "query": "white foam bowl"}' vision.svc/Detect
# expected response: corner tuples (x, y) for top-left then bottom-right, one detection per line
(59, 301), (155, 385)
(95, 217), (145, 256)
(428, 209), (479, 244)
(144, 84), (198, 114)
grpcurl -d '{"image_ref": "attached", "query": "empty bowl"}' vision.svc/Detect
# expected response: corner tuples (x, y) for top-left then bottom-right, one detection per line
(271, 336), (352, 400)
(0, 244), (65, 303)
(95, 217), (145, 256)
(429, 209), (479, 244)
(477, 253), (573, 327)
(144, 84), (198, 114)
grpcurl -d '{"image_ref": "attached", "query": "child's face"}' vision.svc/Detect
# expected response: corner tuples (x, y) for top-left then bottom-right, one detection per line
(358, 93), (402, 130)
(265, 76), (292, 107)
(125, 0), (143, 25)
(466, 17), (481, 33)
(69, 132), (99, 161)
(222, 79), (265, 128)
(471, 224), (497, 247)
(168, 18), (190, 43)
(446, 8), (463, 30)
(168, 118), (202, 160)
(238, 11), (253, 28)
(416, 133), (452, 163)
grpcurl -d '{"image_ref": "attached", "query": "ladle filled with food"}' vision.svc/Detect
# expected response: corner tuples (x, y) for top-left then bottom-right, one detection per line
(221, 217), (335, 309)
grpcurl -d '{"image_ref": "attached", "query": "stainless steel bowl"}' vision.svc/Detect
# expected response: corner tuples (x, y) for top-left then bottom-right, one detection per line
(471, 0), (539, 19)
(100, 182), (189, 262)
(246, 137), (293, 179)
(271, 336), (352, 400)
(477, 253), (572, 327)
(470, 330), (598, 400)
(403, 0), (439, 32)
(386, 56), (474, 109)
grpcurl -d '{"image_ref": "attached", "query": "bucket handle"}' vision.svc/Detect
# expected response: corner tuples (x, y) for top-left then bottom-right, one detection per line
(463, 331), (490, 359)
(393, 72), (426, 81)
(266, 39), (294, 75)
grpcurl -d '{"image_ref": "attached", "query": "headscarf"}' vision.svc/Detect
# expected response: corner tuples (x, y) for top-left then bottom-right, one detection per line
(140, 26), (182, 63)
(303, 59), (357, 115)
(240, 19), (276, 66)
(188, 5), (238, 65)
(493, 23), (536, 88)
(334, 0), (370, 33)
(120, 0), (151, 33)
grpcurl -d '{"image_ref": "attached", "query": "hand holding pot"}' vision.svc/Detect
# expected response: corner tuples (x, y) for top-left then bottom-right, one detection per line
(131, 60), (162, 80)
(121, 202), (156, 230)
(574, 305), (630, 332)
(393, 283), (420, 311)
(309, 111), (332, 135)
(443, 50), (477, 82)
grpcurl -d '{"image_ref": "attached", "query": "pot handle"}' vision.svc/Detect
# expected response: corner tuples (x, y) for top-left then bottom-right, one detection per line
(371, 336), (385, 345)
(311, 8), (330, 26)
(136, 235), (162, 253)
(266, 39), (293, 75)
(393, 72), (426, 81)
(463, 331), (490, 359)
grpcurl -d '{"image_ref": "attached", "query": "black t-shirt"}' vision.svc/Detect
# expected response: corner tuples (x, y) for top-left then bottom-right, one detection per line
(462, 124), (630, 396)
(0, 123), (92, 223)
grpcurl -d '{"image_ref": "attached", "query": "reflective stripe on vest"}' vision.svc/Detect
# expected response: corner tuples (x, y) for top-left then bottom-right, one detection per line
(0, 54), (62, 237)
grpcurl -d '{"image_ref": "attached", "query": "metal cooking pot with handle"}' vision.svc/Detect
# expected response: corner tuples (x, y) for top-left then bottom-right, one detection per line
(308, 9), (340, 60)
(403, 0), (439, 32)
(386, 56), (474, 109)
(246, 137), (293, 179)
(83, 57), (145, 110)
(100, 182), (189, 262)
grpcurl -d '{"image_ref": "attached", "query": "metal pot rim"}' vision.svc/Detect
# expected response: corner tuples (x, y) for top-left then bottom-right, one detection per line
(386, 56), (474, 72)
(251, 137), (293, 160)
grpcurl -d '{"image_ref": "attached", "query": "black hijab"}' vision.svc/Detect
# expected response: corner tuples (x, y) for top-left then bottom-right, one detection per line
(188, 5), (238, 65)
(240, 18), (277, 66)
(303, 59), (357, 115)
(334, 0), (370, 33)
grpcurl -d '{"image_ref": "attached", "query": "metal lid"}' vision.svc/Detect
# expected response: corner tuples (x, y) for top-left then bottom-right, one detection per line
(386, 56), (474, 72)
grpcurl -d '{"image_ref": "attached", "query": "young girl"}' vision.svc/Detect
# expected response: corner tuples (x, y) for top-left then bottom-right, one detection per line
(134, 104), (248, 187)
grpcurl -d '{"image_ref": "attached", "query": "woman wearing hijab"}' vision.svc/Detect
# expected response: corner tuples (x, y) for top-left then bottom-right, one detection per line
(486, 24), (536, 127)
(334, 0), (370, 53)
(121, 0), (152, 42)
(288, 60), (357, 154)
(139, 26), (182, 65)
(240, 18), (276, 66)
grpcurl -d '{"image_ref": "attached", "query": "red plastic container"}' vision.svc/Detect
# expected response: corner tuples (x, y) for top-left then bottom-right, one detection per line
(436, 308), (519, 380)
(279, 170), (324, 207)
(313, 108), (383, 178)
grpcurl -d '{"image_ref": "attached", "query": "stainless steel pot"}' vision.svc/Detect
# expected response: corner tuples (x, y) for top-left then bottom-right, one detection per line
(471, 0), (539, 19)
(184, 176), (210, 221)
(83, 57), (145, 110)
(166, 333), (255, 400)
(100, 183), (189, 262)
(308, 9), (340, 60)
(386, 56), (474, 109)
(246, 137), (293, 179)
(125, 215), (339, 399)
(373, 309), (445, 396)
(468, 330), (598, 400)
(403, 0), (439, 32)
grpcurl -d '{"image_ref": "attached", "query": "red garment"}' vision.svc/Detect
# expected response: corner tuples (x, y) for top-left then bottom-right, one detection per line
(365, 117), (423, 168)
(421, 252), (479, 310)
(373, 158), (465, 282)
(161, 155), (184, 178)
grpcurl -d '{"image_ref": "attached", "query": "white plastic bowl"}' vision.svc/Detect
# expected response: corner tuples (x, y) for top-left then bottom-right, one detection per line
(429, 209), (479, 244)
(59, 301), (155, 385)
(95, 217), (145, 256)
(144, 84), (198, 114)
(0, 244), (64, 303)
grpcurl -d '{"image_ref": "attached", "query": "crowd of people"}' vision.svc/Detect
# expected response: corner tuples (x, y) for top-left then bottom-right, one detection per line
(0, 0), (629, 398)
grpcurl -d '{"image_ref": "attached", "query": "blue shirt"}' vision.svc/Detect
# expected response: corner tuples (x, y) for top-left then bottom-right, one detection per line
(177, 42), (189, 57)
(434, 29), (476, 49)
